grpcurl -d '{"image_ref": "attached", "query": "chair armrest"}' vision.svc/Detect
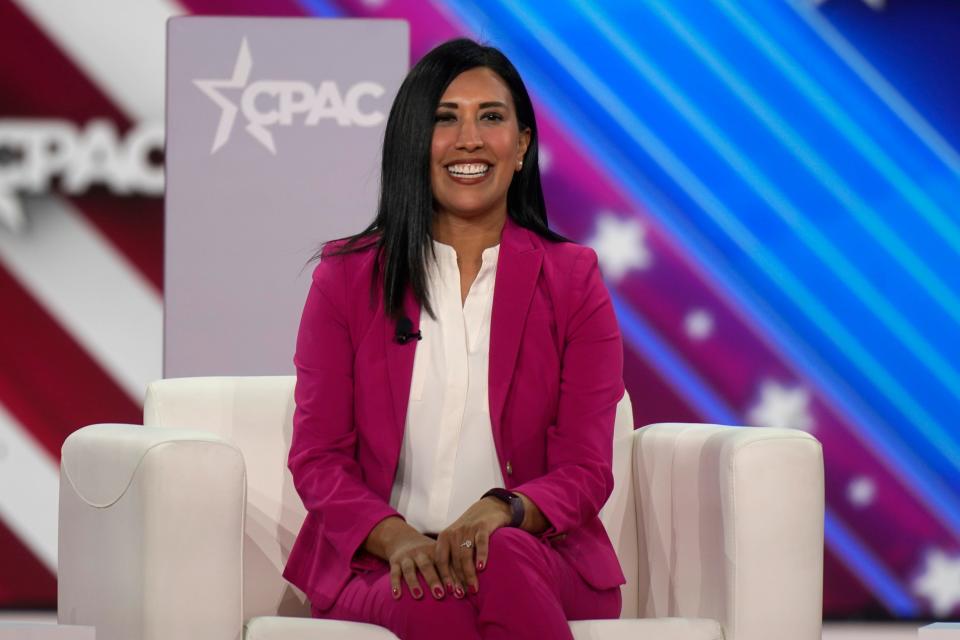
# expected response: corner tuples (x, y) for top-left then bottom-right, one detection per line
(58, 424), (246, 640)
(634, 424), (823, 640)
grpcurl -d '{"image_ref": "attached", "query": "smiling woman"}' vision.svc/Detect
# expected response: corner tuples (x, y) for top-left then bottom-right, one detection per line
(309, 38), (567, 321)
(287, 38), (626, 640)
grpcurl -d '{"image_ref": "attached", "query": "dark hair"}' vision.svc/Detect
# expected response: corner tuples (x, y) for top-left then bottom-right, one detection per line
(314, 38), (568, 320)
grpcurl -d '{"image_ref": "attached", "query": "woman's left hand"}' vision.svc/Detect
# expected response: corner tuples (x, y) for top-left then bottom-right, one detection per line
(435, 497), (512, 595)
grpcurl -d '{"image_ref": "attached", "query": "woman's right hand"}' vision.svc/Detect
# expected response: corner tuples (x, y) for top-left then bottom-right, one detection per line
(365, 517), (461, 601)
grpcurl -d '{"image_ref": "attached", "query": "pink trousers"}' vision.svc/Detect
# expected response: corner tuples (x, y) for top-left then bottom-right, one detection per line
(311, 527), (621, 640)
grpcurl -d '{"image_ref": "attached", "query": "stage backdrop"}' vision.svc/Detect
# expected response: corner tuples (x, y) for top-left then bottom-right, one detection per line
(165, 17), (407, 377)
(0, 0), (958, 622)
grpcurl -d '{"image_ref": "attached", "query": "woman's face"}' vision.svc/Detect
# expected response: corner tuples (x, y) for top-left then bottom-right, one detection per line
(430, 67), (530, 223)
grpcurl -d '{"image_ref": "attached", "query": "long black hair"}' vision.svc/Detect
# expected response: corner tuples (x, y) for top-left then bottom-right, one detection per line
(315, 38), (568, 320)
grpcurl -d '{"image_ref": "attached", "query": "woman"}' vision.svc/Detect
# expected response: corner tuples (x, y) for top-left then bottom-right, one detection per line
(283, 38), (626, 639)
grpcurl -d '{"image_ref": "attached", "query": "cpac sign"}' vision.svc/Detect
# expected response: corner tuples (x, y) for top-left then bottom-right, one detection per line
(195, 38), (386, 155)
(0, 119), (164, 232)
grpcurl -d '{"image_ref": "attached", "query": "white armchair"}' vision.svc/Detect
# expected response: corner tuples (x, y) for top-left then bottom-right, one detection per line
(58, 376), (823, 640)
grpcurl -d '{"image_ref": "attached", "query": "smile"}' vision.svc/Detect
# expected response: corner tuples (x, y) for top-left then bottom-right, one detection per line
(446, 162), (491, 178)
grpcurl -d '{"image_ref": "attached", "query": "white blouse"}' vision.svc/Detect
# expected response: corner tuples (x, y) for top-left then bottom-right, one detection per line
(389, 239), (505, 534)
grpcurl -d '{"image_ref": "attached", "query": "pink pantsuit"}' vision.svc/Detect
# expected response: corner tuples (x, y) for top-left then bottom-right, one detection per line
(284, 217), (627, 638)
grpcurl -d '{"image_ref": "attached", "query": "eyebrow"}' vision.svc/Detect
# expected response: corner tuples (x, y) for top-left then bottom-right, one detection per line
(436, 101), (508, 110)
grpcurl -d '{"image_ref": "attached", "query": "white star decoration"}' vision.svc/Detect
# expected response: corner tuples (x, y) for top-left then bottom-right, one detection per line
(684, 308), (714, 340)
(538, 144), (552, 173)
(587, 213), (651, 283)
(813, 0), (885, 9)
(193, 38), (253, 154)
(747, 380), (814, 432)
(914, 549), (960, 617)
(847, 476), (876, 508)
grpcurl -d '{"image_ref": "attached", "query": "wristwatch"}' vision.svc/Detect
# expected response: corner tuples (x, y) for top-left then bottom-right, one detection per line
(482, 488), (525, 528)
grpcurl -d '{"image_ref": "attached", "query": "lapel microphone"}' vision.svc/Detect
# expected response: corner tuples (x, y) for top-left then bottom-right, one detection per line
(394, 317), (422, 345)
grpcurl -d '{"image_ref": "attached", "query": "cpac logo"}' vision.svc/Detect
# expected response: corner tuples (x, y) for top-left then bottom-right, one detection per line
(195, 38), (386, 155)
(0, 119), (164, 232)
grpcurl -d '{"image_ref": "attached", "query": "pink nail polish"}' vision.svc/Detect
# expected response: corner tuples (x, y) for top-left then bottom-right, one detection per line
(392, 586), (400, 599)
(476, 560), (484, 571)
(446, 582), (453, 594)
(469, 583), (479, 594)
(433, 587), (444, 599)
(412, 587), (422, 599)
(454, 586), (465, 599)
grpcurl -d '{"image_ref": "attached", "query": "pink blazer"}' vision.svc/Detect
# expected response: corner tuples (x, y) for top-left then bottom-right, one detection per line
(283, 216), (627, 610)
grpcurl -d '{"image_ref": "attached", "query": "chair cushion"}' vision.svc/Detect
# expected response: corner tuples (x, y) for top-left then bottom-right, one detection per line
(570, 618), (723, 639)
(245, 616), (723, 640)
(246, 617), (398, 639)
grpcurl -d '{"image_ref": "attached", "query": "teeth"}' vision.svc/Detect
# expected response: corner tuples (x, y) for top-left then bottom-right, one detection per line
(447, 163), (490, 177)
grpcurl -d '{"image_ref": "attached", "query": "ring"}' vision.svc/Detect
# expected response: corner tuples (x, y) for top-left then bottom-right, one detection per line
(460, 540), (474, 549)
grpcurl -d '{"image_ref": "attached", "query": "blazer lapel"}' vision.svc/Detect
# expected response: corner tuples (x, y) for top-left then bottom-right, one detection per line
(384, 286), (422, 446)
(489, 218), (543, 446)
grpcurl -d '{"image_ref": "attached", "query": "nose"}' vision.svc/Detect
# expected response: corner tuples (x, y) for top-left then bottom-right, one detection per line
(455, 118), (483, 151)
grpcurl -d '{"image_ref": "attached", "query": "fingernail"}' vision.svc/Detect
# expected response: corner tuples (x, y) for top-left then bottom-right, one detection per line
(469, 583), (479, 594)
(433, 587), (444, 599)
(412, 587), (422, 599)
(446, 582), (454, 595)
(392, 586), (400, 599)
(454, 586), (465, 599)
(476, 560), (484, 571)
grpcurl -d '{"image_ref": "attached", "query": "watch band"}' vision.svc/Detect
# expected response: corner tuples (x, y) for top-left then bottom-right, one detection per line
(482, 488), (525, 528)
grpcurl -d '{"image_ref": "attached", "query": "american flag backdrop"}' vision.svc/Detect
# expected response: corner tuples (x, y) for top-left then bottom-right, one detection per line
(1, 0), (959, 620)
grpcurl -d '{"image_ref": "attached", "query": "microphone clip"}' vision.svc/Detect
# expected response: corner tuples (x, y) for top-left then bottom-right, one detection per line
(395, 331), (422, 345)
(394, 317), (422, 345)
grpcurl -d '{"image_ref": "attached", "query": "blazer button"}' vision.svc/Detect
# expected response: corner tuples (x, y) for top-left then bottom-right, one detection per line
(505, 461), (513, 476)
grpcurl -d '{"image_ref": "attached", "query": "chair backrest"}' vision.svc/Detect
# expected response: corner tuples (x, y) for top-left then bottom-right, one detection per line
(144, 376), (637, 620)
(602, 391), (639, 618)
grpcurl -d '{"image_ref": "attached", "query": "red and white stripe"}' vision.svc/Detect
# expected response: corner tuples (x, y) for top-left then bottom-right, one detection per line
(0, 0), (183, 606)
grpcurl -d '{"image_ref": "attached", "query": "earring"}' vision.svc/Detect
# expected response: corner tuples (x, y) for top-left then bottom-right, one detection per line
(517, 160), (524, 171)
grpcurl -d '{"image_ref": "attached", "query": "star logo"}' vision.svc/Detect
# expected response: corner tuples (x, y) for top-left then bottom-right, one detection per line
(193, 38), (254, 154)
(192, 39), (386, 155)
(913, 549), (960, 617)
(747, 380), (815, 432)
(587, 213), (652, 283)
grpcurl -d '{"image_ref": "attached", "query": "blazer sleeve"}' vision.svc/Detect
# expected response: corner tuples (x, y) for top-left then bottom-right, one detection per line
(512, 247), (625, 537)
(288, 248), (403, 562)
